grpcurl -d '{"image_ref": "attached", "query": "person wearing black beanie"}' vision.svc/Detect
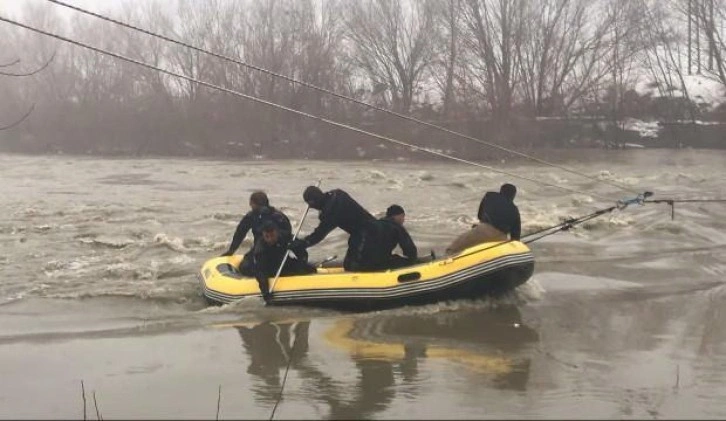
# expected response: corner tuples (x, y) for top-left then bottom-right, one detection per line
(357, 204), (418, 271)
(386, 204), (405, 219)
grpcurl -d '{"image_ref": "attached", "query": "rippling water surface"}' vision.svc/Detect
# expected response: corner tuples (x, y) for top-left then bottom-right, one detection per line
(0, 150), (725, 419)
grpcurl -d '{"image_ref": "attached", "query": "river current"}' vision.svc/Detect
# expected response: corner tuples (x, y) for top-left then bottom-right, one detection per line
(0, 150), (724, 419)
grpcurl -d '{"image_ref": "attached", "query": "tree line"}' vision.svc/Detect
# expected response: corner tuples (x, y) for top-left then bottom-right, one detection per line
(1, 0), (725, 159)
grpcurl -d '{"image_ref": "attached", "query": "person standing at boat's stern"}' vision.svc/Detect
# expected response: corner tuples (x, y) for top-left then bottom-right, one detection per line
(446, 183), (521, 255)
(290, 186), (375, 271)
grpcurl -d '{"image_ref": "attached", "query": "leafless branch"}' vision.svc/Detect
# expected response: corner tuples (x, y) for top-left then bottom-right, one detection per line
(0, 104), (35, 131)
(0, 58), (20, 68)
(0, 51), (56, 77)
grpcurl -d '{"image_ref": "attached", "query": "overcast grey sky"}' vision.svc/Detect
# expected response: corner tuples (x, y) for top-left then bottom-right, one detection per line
(0, 0), (123, 17)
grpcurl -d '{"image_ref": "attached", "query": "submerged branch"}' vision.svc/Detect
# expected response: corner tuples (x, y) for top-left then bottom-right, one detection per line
(93, 390), (103, 421)
(216, 385), (222, 420)
(81, 380), (87, 421)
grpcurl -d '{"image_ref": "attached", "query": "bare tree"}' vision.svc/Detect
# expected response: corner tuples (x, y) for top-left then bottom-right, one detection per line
(166, 0), (223, 106)
(2, 0), (724, 157)
(639, 0), (699, 123)
(459, 0), (527, 123)
(0, 50), (54, 131)
(345, 0), (438, 113)
(691, 0), (726, 86)
(0, 3), (65, 136)
(0, 54), (54, 130)
(431, 0), (463, 117)
(119, 0), (175, 105)
(516, 0), (623, 117)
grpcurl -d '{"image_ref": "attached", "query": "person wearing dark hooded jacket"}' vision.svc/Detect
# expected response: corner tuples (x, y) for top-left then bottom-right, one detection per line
(221, 191), (292, 274)
(243, 221), (315, 302)
(358, 205), (418, 272)
(446, 183), (521, 255)
(477, 183), (521, 241)
(289, 186), (375, 271)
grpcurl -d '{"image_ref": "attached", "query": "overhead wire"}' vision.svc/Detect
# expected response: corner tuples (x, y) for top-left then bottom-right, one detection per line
(43, 0), (642, 197)
(0, 14), (618, 202)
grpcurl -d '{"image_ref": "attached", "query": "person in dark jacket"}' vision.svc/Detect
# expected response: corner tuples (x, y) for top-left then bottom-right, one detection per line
(446, 183), (521, 255)
(289, 186), (375, 271)
(241, 221), (315, 302)
(358, 205), (418, 272)
(221, 191), (292, 274)
(477, 183), (521, 240)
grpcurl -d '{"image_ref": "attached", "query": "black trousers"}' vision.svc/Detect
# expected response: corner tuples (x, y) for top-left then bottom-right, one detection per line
(358, 254), (413, 272)
(239, 250), (255, 276)
(343, 229), (366, 271)
(387, 254), (413, 270)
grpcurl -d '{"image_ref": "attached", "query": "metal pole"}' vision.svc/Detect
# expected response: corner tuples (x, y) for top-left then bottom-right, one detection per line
(268, 179), (322, 296)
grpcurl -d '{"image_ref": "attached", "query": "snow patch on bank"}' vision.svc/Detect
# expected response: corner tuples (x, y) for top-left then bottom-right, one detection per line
(622, 118), (660, 138)
(635, 74), (726, 109)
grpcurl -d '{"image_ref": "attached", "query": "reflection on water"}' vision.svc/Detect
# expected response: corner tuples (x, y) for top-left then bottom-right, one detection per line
(238, 320), (395, 419)
(230, 285), (726, 419)
(236, 306), (538, 419)
(237, 321), (310, 404)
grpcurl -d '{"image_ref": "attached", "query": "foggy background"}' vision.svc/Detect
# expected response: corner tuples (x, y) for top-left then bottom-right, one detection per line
(1, 0), (725, 159)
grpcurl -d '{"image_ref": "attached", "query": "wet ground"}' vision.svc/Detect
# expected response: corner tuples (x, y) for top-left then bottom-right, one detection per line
(0, 149), (725, 419)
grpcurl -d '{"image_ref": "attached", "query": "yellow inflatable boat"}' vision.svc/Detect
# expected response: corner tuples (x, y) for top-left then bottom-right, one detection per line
(199, 241), (534, 310)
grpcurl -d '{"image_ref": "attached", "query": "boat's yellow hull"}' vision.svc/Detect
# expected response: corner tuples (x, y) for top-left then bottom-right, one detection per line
(199, 241), (534, 310)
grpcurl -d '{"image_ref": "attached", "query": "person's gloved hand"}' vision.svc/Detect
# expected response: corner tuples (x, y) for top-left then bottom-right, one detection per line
(289, 239), (310, 260)
(289, 238), (308, 252)
(293, 247), (309, 262)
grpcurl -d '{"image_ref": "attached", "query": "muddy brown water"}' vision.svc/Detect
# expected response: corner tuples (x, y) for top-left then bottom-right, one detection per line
(0, 150), (725, 419)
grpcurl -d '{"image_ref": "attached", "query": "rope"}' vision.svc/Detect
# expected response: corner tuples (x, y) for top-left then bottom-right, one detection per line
(520, 192), (651, 244)
(521, 207), (618, 244)
(645, 198), (726, 220)
(0, 14), (616, 202)
(44, 0), (641, 196)
(646, 199), (726, 203)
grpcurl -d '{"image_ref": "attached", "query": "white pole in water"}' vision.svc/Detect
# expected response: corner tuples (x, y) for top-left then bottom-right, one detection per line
(268, 180), (321, 298)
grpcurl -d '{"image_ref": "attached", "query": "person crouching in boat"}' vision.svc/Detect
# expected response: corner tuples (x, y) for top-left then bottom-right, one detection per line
(357, 205), (418, 272)
(445, 183), (521, 255)
(289, 186), (375, 271)
(220, 191), (292, 275)
(243, 220), (316, 302)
